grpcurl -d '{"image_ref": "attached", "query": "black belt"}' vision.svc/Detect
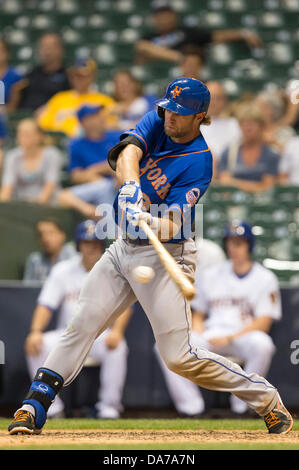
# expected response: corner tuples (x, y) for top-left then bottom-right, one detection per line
(125, 237), (151, 246)
(125, 236), (184, 246)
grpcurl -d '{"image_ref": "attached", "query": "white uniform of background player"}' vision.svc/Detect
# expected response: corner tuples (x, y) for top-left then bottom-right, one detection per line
(154, 238), (226, 416)
(156, 224), (281, 415)
(191, 256), (281, 414)
(26, 221), (131, 419)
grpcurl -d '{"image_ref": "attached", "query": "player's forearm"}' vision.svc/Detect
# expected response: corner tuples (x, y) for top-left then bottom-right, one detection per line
(30, 305), (52, 332)
(147, 210), (182, 242)
(230, 316), (273, 341)
(157, 216), (181, 242)
(116, 144), (143, 185)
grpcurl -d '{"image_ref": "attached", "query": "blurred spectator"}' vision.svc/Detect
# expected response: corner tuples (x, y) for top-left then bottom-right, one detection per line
(37, 58), (115, 138)
(0, 118), (62, 203)
(9, 33), (70, 113)
(255, 89), (295, 153)
(218, 104), (280, 193)
(23, 217), (76, 283)
(110, 69), (153, 130)
(0, 113), (7, 160)
(279, 136), (299, 185)
(135, 1), (262, 65)
(201, 81), (241, 171)
(0, 37), (23, 107)
(276, 79), (299, 132)
(57, 105), (119, 218)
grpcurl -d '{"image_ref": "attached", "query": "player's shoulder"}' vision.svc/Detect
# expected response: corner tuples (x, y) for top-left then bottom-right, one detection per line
(182, 134), (213, 175)
(252, 262), (279, 285)
(200, 259), (229, 281)
(196, 238), (226, 261)
(140, 109), (163, 128)
(49, 254), (81, 278)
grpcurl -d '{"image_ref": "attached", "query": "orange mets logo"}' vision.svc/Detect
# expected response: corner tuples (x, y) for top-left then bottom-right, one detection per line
(171, 86), (183, 99)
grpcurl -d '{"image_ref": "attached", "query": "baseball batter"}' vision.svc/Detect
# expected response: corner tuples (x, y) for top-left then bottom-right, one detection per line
(9, 78), (292, 435)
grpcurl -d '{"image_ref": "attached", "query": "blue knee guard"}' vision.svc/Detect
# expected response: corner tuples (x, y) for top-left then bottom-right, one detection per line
(23, 368), (64, 429)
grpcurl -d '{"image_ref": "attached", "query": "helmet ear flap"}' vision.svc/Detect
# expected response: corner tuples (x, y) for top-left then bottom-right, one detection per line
(157, 106), (165, 119)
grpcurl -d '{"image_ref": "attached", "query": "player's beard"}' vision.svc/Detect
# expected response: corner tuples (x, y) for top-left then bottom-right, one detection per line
(164, 115), (198, 139)
(164, 124), (186, 139)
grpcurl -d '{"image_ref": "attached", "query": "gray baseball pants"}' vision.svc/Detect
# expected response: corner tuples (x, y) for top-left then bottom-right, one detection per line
(44, 238), (279, 416)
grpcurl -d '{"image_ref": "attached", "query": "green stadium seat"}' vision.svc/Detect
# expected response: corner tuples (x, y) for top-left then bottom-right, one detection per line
(282, 0), (299, 11)
(226, 0), (247, 12)
(205, 185), (253, 205)
(267, 42), (295, 64)
(56, 0), (79, 13)
(1, 0), (22, 14)
(274, 185), (299, 204)
(259, 11), (285, 28)
(200, 11), (227, 28)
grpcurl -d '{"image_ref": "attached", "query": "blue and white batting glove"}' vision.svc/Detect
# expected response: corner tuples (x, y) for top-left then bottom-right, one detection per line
(126, 204), (159, 229)
(118, 180), (143, 211)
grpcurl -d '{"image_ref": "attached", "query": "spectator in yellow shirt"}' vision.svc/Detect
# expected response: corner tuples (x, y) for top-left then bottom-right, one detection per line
(37, 58), (115, 137)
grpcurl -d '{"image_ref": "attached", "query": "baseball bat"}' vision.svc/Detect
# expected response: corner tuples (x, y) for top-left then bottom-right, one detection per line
(138, 219), (196, 301)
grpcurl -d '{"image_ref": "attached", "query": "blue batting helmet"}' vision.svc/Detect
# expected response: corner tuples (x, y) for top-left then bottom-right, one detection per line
(75, 219), (101, 249)
(222, 220), (255, 253)
(156, 77), (210, 116)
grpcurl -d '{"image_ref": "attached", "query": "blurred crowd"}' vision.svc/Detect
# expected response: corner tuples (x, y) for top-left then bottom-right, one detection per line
(0, 1), (298, 218)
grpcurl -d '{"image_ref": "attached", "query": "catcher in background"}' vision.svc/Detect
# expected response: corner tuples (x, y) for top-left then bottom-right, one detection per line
(156, 222), (281, 416)
(8, 78), (292, 436)
(25, 219), (131, 419)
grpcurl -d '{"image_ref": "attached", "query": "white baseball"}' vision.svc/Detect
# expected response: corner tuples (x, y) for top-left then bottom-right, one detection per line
(132, 265), (155, 283)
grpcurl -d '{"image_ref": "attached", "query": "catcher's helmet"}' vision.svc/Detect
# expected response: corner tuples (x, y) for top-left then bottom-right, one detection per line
(156, 77), (210, 117)
(75, 219), (101, 249)
(222, 220), (255, 253)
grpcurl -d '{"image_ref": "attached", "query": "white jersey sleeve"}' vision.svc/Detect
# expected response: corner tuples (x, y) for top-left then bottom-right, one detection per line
(37, 262), (67, 311)
(254, 270), (282, 321)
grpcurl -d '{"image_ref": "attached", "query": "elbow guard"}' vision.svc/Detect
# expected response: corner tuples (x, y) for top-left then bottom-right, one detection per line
(107, 135), (146, 171)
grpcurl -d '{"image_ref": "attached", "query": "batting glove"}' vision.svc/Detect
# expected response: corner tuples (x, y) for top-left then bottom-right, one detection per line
(118, 180), (143, 211)
(126, 204), (159, 229)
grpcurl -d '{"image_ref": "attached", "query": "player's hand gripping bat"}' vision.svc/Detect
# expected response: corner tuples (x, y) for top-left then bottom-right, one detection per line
(138, 219), (196, 301)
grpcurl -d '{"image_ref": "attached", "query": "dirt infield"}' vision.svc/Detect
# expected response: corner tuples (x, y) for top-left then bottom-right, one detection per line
(1, 429), (299, 447)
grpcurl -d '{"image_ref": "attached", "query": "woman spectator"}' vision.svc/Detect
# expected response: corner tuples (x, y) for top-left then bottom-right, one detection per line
(110, 69), (152, 130)
(218, 103), (281, 193)
(0, 118), (62, 204)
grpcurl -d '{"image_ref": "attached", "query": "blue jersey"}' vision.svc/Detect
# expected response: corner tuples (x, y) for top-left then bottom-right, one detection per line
(1, 67), (23, 103)
(114, 110), (213, 242)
